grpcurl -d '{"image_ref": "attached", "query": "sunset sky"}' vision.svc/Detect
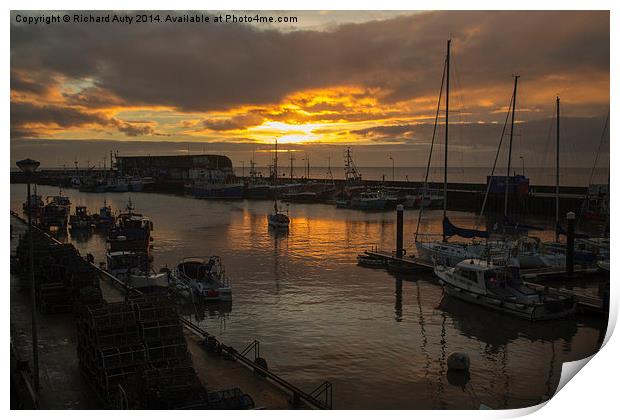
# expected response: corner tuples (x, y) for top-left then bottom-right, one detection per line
(10, 10), (609, 170)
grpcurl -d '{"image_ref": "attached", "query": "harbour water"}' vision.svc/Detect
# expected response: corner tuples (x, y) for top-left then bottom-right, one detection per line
(11, 184), (606, 409)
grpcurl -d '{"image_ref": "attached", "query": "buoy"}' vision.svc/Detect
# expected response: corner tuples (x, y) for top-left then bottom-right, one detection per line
(447, 352), (470, 371)
(447, 369), (471, 388)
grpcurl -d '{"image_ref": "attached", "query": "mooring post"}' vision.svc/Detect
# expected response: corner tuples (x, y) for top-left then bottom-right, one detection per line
(566, 211), (575, 275)
(396, 204), (404, 258)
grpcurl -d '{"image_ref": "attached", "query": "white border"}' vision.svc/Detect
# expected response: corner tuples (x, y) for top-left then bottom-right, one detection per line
(4, 1), (617, 418)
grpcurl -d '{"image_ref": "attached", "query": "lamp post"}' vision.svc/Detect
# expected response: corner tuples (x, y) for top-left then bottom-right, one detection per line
(389, 156), (395, 182)
(16, 158), (40, 390)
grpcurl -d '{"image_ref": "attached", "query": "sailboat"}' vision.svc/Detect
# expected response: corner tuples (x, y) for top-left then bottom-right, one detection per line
(267, 138), (290, 229)
(414, 39), (490, 266)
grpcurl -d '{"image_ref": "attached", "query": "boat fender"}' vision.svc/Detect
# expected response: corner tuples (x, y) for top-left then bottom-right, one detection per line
(447, 369), (471, 389)
(254, 357), (269, 377)
(447, 352), (470, 371)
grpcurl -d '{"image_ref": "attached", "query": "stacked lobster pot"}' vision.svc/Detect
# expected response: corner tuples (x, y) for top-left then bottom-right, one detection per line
(76, 302), (144, 402)
(15, 230), (103, 314)
(77, 295), (253, 408)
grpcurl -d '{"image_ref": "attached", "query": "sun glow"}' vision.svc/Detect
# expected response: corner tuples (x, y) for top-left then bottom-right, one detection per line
(249, 121), (324, 143)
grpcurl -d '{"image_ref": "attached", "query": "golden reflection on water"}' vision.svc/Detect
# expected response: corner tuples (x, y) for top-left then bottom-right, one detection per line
(11, 184), (606, 409)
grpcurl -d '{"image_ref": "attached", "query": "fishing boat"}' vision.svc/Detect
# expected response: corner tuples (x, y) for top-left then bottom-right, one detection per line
(105, 250), (150, 279)
(106, 247), (166, 293)
(350, 190), (389, 210)
(69, 206), (95, 230)
(268, 201), (290, 229)
(107, 199), (153, 256)
(435, 259), (576, 321)
(169, 257), (232, 302)
(93, 200), (115, 229)
(106, 176), (130, 192)
(78, 176), (107, 193)
(41, 192), (71, 230)
(126, 270), (170, 293)
(192, 179), (244, 199)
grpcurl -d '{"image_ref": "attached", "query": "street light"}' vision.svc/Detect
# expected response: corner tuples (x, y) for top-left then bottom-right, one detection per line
(16, 158), (40, 391)
(389, 156), (395, 182)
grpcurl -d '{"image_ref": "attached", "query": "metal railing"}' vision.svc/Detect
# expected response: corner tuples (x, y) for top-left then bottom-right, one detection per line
(180, 319), (332, 409)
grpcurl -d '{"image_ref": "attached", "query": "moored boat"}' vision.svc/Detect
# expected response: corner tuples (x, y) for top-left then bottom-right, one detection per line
(169, 256), (232, 302)
(435, 259), (576, 321)
(350, 190), (388, 210)
(93, 200), (115, 229)
(41, 193), (71, 230)
(69, 206), (95, 230)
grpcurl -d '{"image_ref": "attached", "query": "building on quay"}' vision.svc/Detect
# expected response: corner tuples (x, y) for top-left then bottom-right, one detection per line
(115, 154), (235, 180)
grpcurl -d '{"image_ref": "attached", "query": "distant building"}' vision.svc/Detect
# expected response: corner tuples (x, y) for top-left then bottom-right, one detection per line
(115, 154), (234, 180)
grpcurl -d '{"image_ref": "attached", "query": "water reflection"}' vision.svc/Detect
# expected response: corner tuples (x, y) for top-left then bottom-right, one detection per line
(10, 184), (606, 409)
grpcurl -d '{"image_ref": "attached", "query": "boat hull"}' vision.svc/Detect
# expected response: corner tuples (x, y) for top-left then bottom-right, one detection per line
(438, 273), (576, 321)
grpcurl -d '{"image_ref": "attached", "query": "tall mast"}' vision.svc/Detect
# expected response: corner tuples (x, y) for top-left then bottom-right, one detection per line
(289, 152), (294, 180)
(442, 39), (451, 241)
(504, 75), (519, 218)
(555, 96), (560, 242)
(274, 138), (278, 183)
(415, 44), (446, 242)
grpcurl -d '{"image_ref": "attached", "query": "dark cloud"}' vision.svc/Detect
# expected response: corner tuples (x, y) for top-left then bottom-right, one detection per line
(202, 113), (266, 131)
(10, 11), (609, 114)
(10, 101), (165, 138)
(10, 101), (110, 129)
(10, 71), (52, 95)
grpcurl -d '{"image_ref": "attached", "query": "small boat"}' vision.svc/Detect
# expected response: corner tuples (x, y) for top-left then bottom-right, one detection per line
(105, 250), (150, 280)
(41, 193), (71, 230)
(435, 259), (576, 321)
(106, 177), (129, 192)
(93, 200), (115, 229)
(127, 270), (170, 293)
(69, 206), (95, 230)
(357, 254), (387, 268)
(169, 257), (232, 302)
(268, 201), (290, 229)
(78, 177), (107, 193)
(350, 190), (388, 210)
(193, 180), (244, 199)
(107, 199), (153, 256)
